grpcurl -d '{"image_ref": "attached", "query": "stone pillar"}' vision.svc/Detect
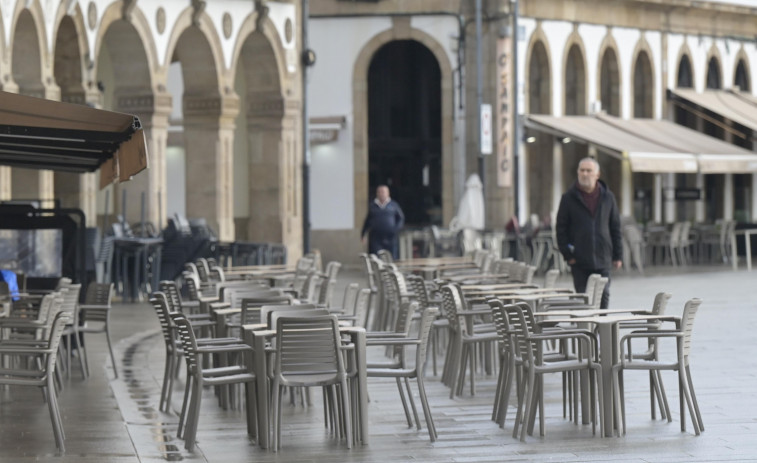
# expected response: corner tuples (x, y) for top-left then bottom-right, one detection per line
(723, 173), (734, 220)
(183, 92), (239, 242)
(113, 89), (172, 230)
(664, 173), (676, 223)
(621, 156), (632, 216)
(245, 92), (303, 260)
(552, 138), (563, 214)
(653, 173), (662, 223)
(695, 172), (705, 222)
(0, 168), (10, 200)
(752, 173), (757, 223)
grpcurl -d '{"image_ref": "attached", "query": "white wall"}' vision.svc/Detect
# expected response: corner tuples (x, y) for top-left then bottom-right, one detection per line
(308, 16), (461, 230)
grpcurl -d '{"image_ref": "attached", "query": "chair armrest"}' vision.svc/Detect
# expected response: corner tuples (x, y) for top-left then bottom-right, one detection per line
(196, 344), (253, 354)
(366, 338), (421, 347)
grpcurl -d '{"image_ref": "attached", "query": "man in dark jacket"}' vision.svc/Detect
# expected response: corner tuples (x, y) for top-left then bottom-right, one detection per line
(556, 157), (623, 309)
(361, 185), (405, 259)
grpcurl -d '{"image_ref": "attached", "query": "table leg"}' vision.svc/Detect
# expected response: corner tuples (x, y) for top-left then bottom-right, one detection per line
(354, 330), (369, 444)
(597, 322), (616, 437)
(251, 332), (270, 449)
(732, 233), (738, 271)
(746, 233), (752, 271)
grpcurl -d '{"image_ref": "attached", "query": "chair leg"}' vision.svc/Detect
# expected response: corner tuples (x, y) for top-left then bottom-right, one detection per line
(177, 373), (193, 439)
(613, 366), (623, 436)
(105, 325), (118, 379)
(519, 369), (536, 442)
(403, 377), (421, 430)
(416, 375), (437, 442)
(159, 351), (172, 412)
(184, 377), (203, 451)
(685, 364), (704, 432)
(45, 382), (65, 452)
(395, 378), (414, 427)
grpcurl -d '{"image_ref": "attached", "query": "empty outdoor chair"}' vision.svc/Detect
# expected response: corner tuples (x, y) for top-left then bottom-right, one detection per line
(269, 314), (352, 450)
(77, 283), (117, 378)
(171, 313), (257, 451)
(366, 307), (439, 442)
(612, 298), (704, 436)
(0, 311), (72, 452)
(506, 303), (603, 441)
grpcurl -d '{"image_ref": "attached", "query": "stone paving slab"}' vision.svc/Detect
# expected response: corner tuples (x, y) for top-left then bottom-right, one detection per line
(1, 265), (756, 462)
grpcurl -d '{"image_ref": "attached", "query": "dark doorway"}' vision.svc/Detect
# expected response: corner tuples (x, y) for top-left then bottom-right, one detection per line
(368, 40), (442, 226)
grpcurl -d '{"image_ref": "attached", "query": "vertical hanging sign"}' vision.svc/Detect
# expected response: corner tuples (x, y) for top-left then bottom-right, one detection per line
(496, 36), (513, 187)
(480, 104), (493, 155)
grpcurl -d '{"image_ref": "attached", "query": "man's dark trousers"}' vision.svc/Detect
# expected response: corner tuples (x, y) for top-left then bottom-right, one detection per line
(570, 266), (611, 309)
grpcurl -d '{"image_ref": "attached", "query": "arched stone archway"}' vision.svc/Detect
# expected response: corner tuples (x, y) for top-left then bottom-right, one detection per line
(95, 5), (167, 231)
(10, 8), (54, 207)
(734, 56), (750, 92)
(562, 42), (589, 189)
(633, 50), (654, 118)
(53, 14), (94, 219)
(599, 46), (621, 117)
(353, 24), (455, 242)
(169, 22), (237, 241)
(366, 40), (441, 226)
(233, 28), (300, 253)
(706, 55), (722, 90)
(526, 38), (552, 219)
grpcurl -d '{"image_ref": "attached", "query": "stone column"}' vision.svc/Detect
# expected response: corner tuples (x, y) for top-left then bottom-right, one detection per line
(653, 173), (662, 223)
(183, 92), (239, 242)
(695, 172), (705, 222)
(752, 173), (757, 223)
(245, 92), (303, 260)
(663, 173), (676, 223)
(723, 173), (734, 220)
(552, 138), (563, 214)
(621, 156), (632, 216)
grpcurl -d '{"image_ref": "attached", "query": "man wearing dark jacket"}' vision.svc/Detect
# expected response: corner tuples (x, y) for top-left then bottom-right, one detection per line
(361, 185), (405, 259)
(556, 157), (623, 309)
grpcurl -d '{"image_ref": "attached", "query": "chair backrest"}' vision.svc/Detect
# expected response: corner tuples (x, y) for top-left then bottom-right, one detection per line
(544, 269), (560, 288)
(651, 292), (672, 316)
(182, 271), (201, 301)
(680, 298), (703, 358)
(359, 253), (377, 293)
(84, 282), (114, 306)
(171, 313), (200, 375)
(584, 273), (601, 300)
(150, 292), (176, 349)
(590, 277), (609, 309)
(340, 283), (360, 313)
(352, 288), (372, 328)
(669, 222), (683, 246)
(239, 296), (293, 325)
(488, 298), (515, 357)
(45, 311), (73, 373)
(59, 283), (82, 315)
(377, 249), (394, 263)
(159, 280), (183, 312)
(415, 307), (440, 371)
(440, 284), (465, 333)
(273, 314), (345, 386)
(196, 258), (211, 283)
(261, 304), (321, 328)
(405, 274), (432, 310)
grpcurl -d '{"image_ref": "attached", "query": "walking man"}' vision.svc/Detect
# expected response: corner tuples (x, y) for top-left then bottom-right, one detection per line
(361, 185), (405, 259)
(556, 157), (623, 308)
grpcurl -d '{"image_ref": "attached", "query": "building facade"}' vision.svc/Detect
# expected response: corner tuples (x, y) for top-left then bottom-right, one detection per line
(1, 0), (305, 259)
(308, 0), (757, 263)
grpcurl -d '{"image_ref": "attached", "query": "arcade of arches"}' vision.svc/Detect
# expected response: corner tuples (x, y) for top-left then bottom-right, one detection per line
(0, 3), (304, 258)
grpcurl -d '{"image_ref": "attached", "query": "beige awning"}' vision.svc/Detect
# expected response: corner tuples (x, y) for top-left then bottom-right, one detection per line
(526, 114), (698, 173)
(0, 91), (148, 187)
(669, 88), (757, 133)
(598, 114), (757, 173)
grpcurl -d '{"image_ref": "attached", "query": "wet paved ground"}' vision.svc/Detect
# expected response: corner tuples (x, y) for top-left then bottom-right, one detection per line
(1, 264), (757, 462)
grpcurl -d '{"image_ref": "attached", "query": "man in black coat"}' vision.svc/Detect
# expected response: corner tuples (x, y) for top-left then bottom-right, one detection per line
(556, 157), (623, 309)
(361, 185), (405, 259)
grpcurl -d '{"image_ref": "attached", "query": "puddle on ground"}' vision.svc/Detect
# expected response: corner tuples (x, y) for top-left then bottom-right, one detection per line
(119, 332), (185, 461)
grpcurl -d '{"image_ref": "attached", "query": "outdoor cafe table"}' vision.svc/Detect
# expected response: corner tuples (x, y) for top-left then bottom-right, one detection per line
(242, 324), (368, 449)
(534, 311), (672, 437)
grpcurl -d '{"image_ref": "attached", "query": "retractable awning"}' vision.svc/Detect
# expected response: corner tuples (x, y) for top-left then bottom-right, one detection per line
(0, 91), (148, 188)
(526, 113), (757, 174)
(598, 114), (757, 173)
(526, 114), (699, 173)
(668, 88), (757, 134)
